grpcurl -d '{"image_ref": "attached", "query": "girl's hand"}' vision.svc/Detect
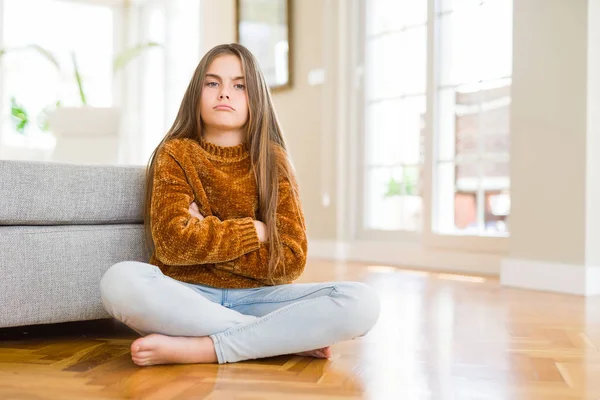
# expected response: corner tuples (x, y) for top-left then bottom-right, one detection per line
(189, 202), (205, 221)
(253, 220), (268, 243)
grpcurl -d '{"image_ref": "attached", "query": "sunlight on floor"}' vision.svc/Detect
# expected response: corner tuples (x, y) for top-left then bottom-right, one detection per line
(367, 264), (488, 283)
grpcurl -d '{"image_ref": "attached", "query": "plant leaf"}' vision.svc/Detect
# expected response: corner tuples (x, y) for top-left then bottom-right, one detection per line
(38, 101), (61, 132)
(71, 52), (87, 106)
(10, 97), (29, 134)
(16, 120), (27, 133)
(25, 44), (60, 69)
(383, 176), (403, 197)
(3, 44), (60, 70)
(113, 42), (162, 72)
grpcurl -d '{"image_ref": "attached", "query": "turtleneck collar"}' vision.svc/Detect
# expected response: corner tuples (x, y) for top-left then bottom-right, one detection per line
(198, 136), (249, 161)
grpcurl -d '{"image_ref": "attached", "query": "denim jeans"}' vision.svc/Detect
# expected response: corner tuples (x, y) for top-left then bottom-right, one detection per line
(100, 261), (381, 364)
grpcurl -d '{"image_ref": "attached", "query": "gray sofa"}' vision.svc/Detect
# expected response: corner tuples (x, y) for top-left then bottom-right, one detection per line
(0, 159), (149, 328)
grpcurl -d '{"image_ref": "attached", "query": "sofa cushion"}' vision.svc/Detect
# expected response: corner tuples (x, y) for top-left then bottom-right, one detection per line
(0, 160), (146, 225)
(0, 224), (148, 328)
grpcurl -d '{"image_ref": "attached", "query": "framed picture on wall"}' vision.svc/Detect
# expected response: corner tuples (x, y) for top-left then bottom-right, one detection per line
(236, 0), (292, 91)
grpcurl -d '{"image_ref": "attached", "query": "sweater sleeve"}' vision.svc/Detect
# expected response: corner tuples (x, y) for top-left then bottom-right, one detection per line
(213, 174), (308, 285)
(150, 148), (261, 266)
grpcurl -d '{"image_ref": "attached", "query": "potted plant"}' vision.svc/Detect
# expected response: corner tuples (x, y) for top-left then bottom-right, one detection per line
(0, 44), (61, 137)
(46, 42), (161, 163)
(0, 46), (61, 160)
(0, 42), (161, 163)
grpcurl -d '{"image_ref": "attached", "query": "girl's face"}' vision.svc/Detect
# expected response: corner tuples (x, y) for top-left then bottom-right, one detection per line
(200, 54), (249, 134)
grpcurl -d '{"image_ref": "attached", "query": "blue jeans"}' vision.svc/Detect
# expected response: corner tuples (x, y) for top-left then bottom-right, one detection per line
(99, 261), (381, 364)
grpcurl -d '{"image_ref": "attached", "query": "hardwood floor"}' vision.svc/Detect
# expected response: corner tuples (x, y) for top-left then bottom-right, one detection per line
(1, 260), (600, 399)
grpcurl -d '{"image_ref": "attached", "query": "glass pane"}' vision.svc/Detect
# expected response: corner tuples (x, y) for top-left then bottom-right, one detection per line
(400, 96), (426, 164)
(366, 96), (425, 166)
(438, 10), (483, 86)
(483, 133), (509, 153)
(437, 162), (488, 234)
(437, 88), (457, 161)
(2, 0), (113, 139)
(436, 162), (456, 233)
(367, 0), (427, 37)
(401, 193), (423, 231)
(455, 161), (510, 234)
(366, 26), (426, 100)
(141, 5), (167, 161)
(366, 166), (403, 231)
(479, 79), (511, 138)
(482, 160), (510, 187)
(455, 85), (481, 162)
(454, 81), (511, 159)
(401, 165), (421, 197)
(401, 26), (427, 95)
(454, 191), (479, 233)
(438, 0), (482, 13)
(434, 0), (512, 236)
(485, 191), (510, 233)
(365, 166), (422, 231)
(439, 1), (512, 86)
(456, 162), (479, 191)
(456, 161), (509, 191)
(479, 0), (513, 82)
(365, 100), (402, 166)
(402, 165), (423, 232)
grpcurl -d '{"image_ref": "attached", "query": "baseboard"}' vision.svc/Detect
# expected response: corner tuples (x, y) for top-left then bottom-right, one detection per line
(307, 239), (502, 275)
(308, 240), (600, 295)
(307, 240), (348, 260)
(501, 258), (600, 296)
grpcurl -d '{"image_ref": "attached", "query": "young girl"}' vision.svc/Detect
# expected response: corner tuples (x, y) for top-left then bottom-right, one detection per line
(100, 43), (380, 366)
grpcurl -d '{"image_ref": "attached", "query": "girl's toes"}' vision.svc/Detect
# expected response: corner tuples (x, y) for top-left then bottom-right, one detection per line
(133, 357), (150, 366)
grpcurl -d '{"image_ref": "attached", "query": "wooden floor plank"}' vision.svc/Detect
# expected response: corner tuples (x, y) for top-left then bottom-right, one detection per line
(1, 260), (600, 399)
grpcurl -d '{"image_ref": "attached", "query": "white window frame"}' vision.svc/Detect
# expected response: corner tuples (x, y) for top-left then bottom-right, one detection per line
(355, 0), (425, 243)
(351, 0), (508, 254)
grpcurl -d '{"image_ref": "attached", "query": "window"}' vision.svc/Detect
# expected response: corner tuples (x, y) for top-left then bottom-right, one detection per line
(0, 0), (114, 143)
(0, 0), (202, 166)
(135, 0), (202, 165)
(139, 1), (167, 161)
(363, 0), (427, 233)
(361, 0), (512, 238)
(434, 0), (512, 236)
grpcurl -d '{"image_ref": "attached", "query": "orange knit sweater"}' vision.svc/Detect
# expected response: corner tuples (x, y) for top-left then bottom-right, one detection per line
(148, 137), (308, 288)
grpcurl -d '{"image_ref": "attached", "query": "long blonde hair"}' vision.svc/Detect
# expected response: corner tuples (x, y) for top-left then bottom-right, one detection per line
(143, 43), (299, 283)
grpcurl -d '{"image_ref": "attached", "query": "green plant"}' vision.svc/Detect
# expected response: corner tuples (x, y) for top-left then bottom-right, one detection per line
(384, 177), (402, 197)
(10, 97), (29, 134)
(37, 100), (62, 132)
(9, 96), (61, 135)
(384, 169), (418, 197)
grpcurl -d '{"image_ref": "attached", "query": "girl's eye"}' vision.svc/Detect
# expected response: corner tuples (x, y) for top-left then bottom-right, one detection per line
(206, 81), (218, 87)
(234, 84), (245, 90)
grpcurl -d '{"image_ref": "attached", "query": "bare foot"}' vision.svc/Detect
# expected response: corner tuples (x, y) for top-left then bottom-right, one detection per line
(130, 333), (218, 366)
(295, 346), (332, 359)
